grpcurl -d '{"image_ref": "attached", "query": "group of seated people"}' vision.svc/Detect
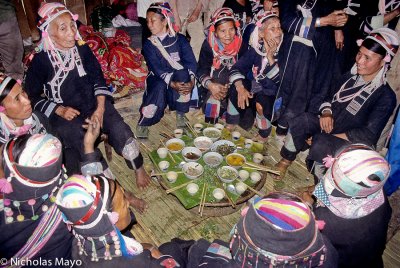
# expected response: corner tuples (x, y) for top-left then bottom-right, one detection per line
(0, 0), (399, 267)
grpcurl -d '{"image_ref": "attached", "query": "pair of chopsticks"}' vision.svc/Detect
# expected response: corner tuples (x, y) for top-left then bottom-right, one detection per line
(159, 139), (177, 163)
(243, 162), (280, 175)
(215, 179), (236, 208)
(234, 178), (264, 197)
(166, 180), (193, 194)
(198, 183), (208, 216)
(160, 132), (172, 139)
(152, 171), (183, 176)
(185, 122), (198, 137)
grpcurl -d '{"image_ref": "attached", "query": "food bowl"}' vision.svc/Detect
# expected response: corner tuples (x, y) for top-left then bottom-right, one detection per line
(182, 162), (204, 180)
(187, 183), (199, 195)
(203, 152), (223, 168)
(174, 129), (183, 138)
(166, 171), (178, 183)
(217, 166), (239, 183)
(238, 170), (250, 181)
(231, 131), (241, 141)
(226, 153), (246, 169)
(250, 171), (261, 183)
(203, 127), (222, 142)
(194, 123), (204, 133)
(235, 182), (248, 195)
(213, 188), (225, 201)
(158, 161), (170, 171)
(244, 139), (254, 149)
(193, 136), (213, 152)
(211, 140), (236, 156)
(253, 153), (263, 164)
(157, 147), (168, 159)
(181, 147), (202, 162)
(165, 138), (185, 153)
(214, 123), (224, 130)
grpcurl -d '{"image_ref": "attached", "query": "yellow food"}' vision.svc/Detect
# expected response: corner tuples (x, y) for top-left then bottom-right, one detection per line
(227, 155), (245, 166)
(167, 142), (183, 151)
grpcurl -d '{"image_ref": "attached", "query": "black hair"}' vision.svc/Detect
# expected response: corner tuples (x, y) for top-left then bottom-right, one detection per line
(0, 77), (17, 104)
(361, 38), (386, 57)
(146, 6), (165, 20)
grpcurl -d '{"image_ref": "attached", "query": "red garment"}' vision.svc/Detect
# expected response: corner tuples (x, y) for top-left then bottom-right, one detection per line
(207, 32), (242, 69)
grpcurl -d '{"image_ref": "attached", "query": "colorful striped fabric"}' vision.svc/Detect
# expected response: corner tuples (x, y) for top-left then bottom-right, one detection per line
(18, 134), (62, 167)
(57, 175), (96, 209)
(253, 198), (310, 230)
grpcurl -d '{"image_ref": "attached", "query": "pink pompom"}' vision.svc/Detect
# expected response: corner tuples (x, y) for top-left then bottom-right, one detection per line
(72, 14), (79, 21)
(322, 155), (335, 168)
(241, 206), (249, 216)
(0, 178), (13, 194)
(316, 220), (326, 230)
(42, 31), (49, 38)
(0, 106), (5, 112)
(384, 54), (391, 63)
(28, 199), (36, 206)
(356, 39), (363, 47)
(108, 211), (119, 225)
(256, 21), (262, 27)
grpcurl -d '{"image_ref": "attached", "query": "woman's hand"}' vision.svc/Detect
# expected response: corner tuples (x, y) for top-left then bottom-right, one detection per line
(91, 107), (105, 128)
(55, 106), (80, 121)
(208, 82), (229, 100)
(319, 113), (334, 133)
(235, 83), (253, 109)
(265, 38), (278, 64)
(321, 10), (348, 27)
(83, 117), (100, 154)
(335, 29), (344, 50)
(170, 79), (194, 95)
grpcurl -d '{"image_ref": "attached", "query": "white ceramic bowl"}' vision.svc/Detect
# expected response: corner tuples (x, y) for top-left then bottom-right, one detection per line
(235, 182), (248, 195)
(182, 162), (204, 180)
(217, 166), (239, 183)
(238, 170), (250, 181)
(213, 188), (225, 201)
(250, 171), (261, 183)
(253, 153), (263, 164)
(193, 136), (213, 152)
(158, 160), (170, 171)
(194, 123), (204, 133)
(225, 153), (246, 169)
(214, 123), (224, 130)
(187, 183), (199, 195)
(203, 152), (223, 168)
(174, 129), (184, 138)
(210, 140), (236, 156)
(244, 139), (254, 149)
(166, 171), (178, 183)
(165, 138), (185, 153)
(157, 147), (168, 159)
(181, 147), (202, 162)
(231, 131), (241, 141)
(203, 127), (222, 142)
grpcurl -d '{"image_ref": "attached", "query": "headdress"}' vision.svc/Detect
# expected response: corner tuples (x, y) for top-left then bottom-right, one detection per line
(207, 8), (242, 71)
(230, 193), (327, 267)
(37, 2), (82, 52)
(0, 133), (65, 223)
(250, 11), (281, 56)
(315, 144), (389, 219)
(56, 175), (143, 261)
(148, 2), (178, 36)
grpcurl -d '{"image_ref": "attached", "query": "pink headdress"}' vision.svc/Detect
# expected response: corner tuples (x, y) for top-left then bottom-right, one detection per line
(250, 11), (280, 53)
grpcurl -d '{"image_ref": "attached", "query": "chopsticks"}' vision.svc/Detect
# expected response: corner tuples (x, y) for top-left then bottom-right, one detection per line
(159, 139), (177, 163)
(165, 180), (193, 194)
(234, 178), (264, 197)
(215, 179), (236, 208)
(185, 122), (198, 137)
(243, 162), (280, 175)
(198, 183), (208, 216)
(152, 171), (183, 176)
(160, 132), (172, 139)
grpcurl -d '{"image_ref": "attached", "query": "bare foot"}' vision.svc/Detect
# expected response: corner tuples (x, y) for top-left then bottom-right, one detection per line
(125, 191), (148, 214)
(136, 167), (151, 190)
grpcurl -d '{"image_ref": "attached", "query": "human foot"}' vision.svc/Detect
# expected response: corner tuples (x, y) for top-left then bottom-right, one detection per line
(136, 167), (151, 190)
(124, 191), (148, 214)
(273, 158), (292, 180)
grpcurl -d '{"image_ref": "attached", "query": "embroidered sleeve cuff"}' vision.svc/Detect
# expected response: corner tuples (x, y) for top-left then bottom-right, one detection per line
(125, 153), (144, 170)
(200, 76), (212, 88)
(229, 72), (245, 84)
(296, 17), (315, 39)
(94, 86), (112, 97)
(319, 102), (332, 114)
(81, 149), (104, 175)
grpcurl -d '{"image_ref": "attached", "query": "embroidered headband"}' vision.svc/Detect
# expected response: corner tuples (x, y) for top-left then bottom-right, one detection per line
(148, 2), (178, 36)
(209, 7), (240, 32)
(0, 75), (17, 104)
(357, 27), (399, 62)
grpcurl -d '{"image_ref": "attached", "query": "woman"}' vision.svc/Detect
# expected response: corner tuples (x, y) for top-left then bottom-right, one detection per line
(274, 0), (347, 137)
(275, 27), (398, 180)
(137, 2), (197, 138)
(229, 11), (282, 141)
(312, 144), (391, 267)
(0, 74), (48, 145)
(197, 8), (243, 125)
(182, 192), (338, 267)
(0, 133), (73, 266)
(24, 3), (150, 209)
(56, 174), (180, 267)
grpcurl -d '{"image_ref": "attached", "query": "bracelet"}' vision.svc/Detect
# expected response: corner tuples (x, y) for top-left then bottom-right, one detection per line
(316, 17), (321, 27)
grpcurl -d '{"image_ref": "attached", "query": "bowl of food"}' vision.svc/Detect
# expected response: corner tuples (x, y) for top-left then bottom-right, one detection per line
(187, 183), (199, 196)
(194, 123), (204, 133)
(193, 136), (213, 152)
(182, 162), (204, 180)
(165, 138), (185, 153)
(166, 171), (178, 183)
(250, 171), (261, 183)
(212, 188), (225, 201)
(203, 152), (223, 168)
(217, 166), (238, 183)
(238, 170), (250, 181)
(211, 140), (236, 156)
(203, 127), (221, 142)
(214, 123), (224, 131)
(235, 182), (248, 195)
(174, 129), (184, 138)
(181, 147), (202, 162)
(158, 161), (170, 171)
(226, 153), (246, 169)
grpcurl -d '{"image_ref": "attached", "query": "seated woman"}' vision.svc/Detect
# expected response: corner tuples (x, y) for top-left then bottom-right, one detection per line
(136, 2), (197, 138)
(172, 192), (337, 267)
(56, 174), (180, 267)
(229, 11), (282, 142)
(24, 3), (150, 210)
(275, 27), (398, 179)
(311, 144), (391, 268)
(0, 133), (73, 266)
(197, 8), (243, 125)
